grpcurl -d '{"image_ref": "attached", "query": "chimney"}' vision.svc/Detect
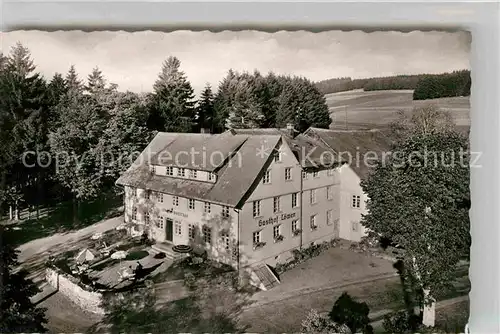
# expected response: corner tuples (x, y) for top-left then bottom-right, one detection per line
(286, 123), (295, 137)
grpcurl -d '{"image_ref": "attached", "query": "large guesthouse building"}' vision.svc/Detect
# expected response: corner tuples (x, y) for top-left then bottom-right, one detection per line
(115, 125), (391, 276)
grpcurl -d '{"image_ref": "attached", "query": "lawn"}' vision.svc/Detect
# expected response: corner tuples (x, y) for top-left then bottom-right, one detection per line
(3, 192), (123, 247)
(254, 246), (397, 305)
(152, 257), (234, 283)
(435, 300), (469, 333)
(240, 244), (470, 333)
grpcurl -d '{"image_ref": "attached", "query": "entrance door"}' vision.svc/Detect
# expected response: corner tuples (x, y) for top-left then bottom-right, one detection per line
(166, 218), (174, 242)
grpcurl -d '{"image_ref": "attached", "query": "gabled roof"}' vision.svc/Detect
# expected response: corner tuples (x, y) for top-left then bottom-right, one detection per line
(115, 132), (281, 208)
(149, 132), (249, 172)
(228, 128), (342, 169)
(304, 127), (394, 180)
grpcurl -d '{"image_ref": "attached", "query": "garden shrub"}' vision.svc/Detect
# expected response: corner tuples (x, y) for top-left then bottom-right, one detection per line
(154, 252), (166, 259)
(382, 310), (421, 333)
(276, 238), (338, 274)
(302, 309), (352, 334)
(329, 292), (372, 334)
(125, 250), (149, 261)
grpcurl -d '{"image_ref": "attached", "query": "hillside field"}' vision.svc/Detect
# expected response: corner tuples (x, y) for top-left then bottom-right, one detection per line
(325, 89), (470, 132)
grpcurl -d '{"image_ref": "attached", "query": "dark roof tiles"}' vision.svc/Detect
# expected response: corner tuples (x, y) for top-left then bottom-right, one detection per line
(304, 127), (394, 180)
(116, 132), (281, 208)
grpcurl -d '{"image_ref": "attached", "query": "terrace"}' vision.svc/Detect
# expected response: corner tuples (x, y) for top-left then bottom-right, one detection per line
(47, 227), (172, 293)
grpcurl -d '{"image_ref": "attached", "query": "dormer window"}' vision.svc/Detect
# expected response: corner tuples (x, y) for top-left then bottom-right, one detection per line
(263, 170), (271, 184)
(208, 172), (216, 182)
(274, 150), (282, 163)
(189, 169), (197, 179)
(166, 166), (174, 176)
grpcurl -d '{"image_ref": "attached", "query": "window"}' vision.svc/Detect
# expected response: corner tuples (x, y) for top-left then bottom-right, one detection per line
(150, 165), (156, 173)
(174, 220), (182, 235)
(352, 195), (361, 208)
(292, 220), (298, 233)
(144, 212), (150, 224)
(145, 190), (151, 200)
(273, 224), (281, 239)
(221, 232), (230, 250)
(326, 186), (333, 200)
(178, 168), (185, 177)
(302, 171), (308, 179)
(203, 225), (212, 244)
(190, 169), (198, 179)
(188, 199), (195, 210)
(273, 196), (280, 213)
(204, 202), (211, 214)
(166, 166), (173, 176)
(263, 170), (271, 184)
(285, 167), (292, 181)
(310, 189), (317, 204)
(232, 247), (238, 261)
(222, 206), (230, 218)
(156, 192), (164, 203)
(156, 216), (165, 229)
(188, 224), (195, 240)
(173, 196), (179, 206)
(132, 207), (137, 220)
(208, 172), (216, 182)
(252, 231), (261, 245)
(310, 214), (317, 230)
(326, 210), (333, 225)
(253, 200), (261, 218)
(274, 150), (281, 162)
(352, 221), (359, 232)
(292, 193), (299, 208)
(327, 168), (335, 176)
(312, 171), (319, 178)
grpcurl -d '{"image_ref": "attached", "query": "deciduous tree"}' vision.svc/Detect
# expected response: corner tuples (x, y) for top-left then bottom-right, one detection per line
(360, 131), (470, 327)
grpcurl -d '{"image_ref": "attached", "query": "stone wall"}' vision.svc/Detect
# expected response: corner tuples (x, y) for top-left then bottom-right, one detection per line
(46, 268), (105, 315)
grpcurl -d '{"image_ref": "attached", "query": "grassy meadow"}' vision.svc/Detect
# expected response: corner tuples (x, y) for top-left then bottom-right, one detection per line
(325, 89), (470, 132)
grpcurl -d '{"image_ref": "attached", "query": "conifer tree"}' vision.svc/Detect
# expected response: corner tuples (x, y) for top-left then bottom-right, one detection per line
(196, 83), (215, 133)
(65, 65), (83, 94)
(0, 226), (47, 332)
(148, 56), (195, 132)
(86, 67), (107, 95)
(47, 73), (68, 106)
(0, 43), (48, 220)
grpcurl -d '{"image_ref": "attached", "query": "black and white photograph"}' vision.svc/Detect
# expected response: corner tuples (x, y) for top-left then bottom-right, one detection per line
(0, 29), (471, 333)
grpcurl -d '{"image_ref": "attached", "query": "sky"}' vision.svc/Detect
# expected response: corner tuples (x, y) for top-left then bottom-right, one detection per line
(1, 30), (471, 96)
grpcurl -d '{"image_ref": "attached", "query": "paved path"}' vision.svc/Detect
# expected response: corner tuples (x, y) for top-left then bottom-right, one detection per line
(18, 216), (123, 263)
(245, 271), (399, 310)
(370, 295), (469, 329)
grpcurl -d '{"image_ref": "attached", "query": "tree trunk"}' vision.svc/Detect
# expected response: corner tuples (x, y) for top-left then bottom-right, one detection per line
(14, 200), (19, 221)
(9, 205), (13, 220)
(411, 256), (436, 327)
(72, 196), (79, 224)
(36, 173), (43, 220)
(394, 260), (414, 315)
(422, 288), (436, 327)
